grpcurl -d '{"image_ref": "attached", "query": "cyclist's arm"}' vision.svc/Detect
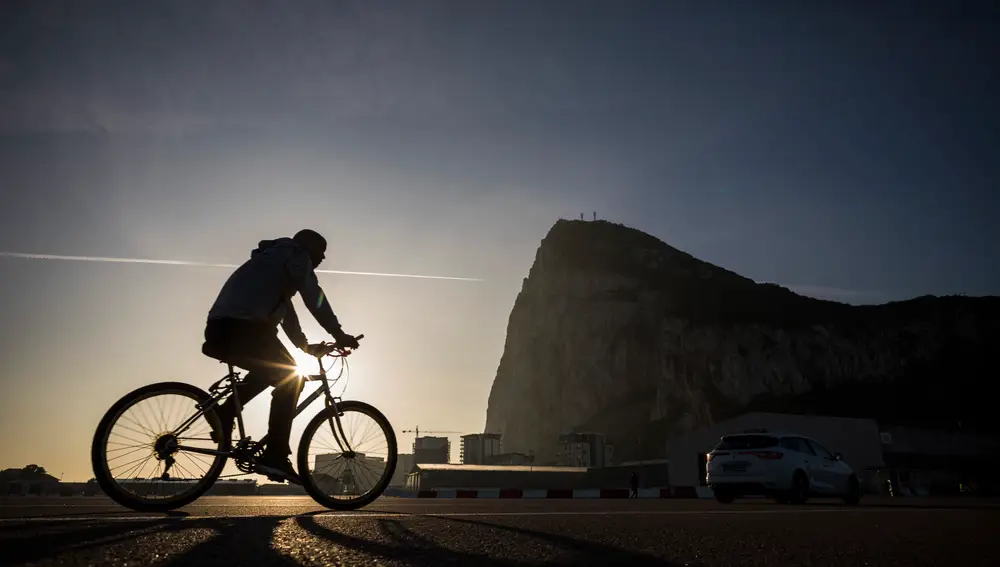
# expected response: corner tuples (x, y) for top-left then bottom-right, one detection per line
(279, 296), (309, 351)
(286, 250), (343, 337)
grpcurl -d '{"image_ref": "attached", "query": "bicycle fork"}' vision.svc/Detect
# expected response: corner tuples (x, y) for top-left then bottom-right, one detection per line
(325, 395), (356, 457)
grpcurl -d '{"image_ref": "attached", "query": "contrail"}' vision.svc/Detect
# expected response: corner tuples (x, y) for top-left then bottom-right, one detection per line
(0, 252), (484, 282)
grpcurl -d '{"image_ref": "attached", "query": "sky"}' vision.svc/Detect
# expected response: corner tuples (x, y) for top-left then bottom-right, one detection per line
(1, 0), (997, 481)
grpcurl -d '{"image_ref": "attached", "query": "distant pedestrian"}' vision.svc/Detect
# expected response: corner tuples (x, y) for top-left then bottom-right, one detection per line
(630, 472), (639, 498)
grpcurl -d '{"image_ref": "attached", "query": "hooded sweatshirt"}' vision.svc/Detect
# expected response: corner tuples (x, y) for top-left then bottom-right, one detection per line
(207, 237), (342, 349)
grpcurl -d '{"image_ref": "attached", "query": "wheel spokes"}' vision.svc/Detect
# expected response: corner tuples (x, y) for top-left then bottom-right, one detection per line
(102, 391), (222, 501)
(305, 408), (391, 500)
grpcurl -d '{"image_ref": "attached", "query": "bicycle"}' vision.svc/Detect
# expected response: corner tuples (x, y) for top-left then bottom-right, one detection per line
(90, 334), (398, 512)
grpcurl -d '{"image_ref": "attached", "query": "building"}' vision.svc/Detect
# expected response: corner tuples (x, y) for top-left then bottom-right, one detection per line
(60, 481), (100, 496)
(258, 483), (307, 495)
(314, 452), (388, 495)
(206, 479), (258, 495)
(315, 452), (387, 476)
(1, 466), (61, 496)
(59, 478), (258, 497)
(88, 479), (208, 497)
(413, 436), (450, 464)
(590, 459), (671, 490)
(876, 424), (1000, 496)
(557, 432), (613, 468)
(404, 463), (589, 492)
(484, 452), (535, 466)
(402, 461), (664, 493)
(460, 433), (502, 464)
(389, 453), (415, 487)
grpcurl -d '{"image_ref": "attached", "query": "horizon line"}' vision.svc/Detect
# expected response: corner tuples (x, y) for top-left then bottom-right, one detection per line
(0, 252), (485, 282)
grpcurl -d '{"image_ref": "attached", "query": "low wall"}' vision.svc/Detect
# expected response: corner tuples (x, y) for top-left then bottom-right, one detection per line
(394, 486), (715, 499)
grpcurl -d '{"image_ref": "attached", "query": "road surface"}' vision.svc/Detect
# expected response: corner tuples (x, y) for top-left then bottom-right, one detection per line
(2, 496), (998, 566)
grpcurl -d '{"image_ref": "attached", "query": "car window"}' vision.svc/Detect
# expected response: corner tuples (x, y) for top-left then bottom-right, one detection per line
(793, 437), (816, 455)
(780, 437), (800, 452)
(779, 437), (814, 454)
(806, 439), (834, 459)
(715, 435), (779, 450)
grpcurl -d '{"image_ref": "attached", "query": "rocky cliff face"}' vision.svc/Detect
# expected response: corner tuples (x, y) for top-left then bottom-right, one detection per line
(484, 220), (998, 464)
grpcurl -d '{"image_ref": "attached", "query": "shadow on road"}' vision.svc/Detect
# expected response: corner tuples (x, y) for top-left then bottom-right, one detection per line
(1, 517), (297, 567)
(2, 513), (685, 567)
(296, 515), (521, 566)
(1, 518), (183, 566)
(158, 517), (300, 567)
(425, 515), (681, 566)
(296, 514), (682, 566)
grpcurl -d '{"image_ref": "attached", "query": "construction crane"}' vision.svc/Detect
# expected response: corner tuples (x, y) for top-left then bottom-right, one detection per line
(401, 427), (463, 463)
(400, 426), (461, 439)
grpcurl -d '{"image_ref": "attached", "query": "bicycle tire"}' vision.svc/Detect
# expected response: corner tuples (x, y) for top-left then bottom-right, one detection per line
(297, 400), (397, 510)
(91, 381), (230, 512)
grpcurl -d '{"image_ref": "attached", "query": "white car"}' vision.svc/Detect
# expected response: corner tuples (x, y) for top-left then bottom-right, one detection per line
(705, 430), (862, 505)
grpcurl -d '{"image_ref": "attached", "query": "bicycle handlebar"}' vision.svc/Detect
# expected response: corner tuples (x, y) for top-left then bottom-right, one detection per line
(314, 334), (364, 359)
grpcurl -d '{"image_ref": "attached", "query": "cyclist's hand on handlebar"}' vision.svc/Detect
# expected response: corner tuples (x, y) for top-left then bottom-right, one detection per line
(304, 342), (336, 357)
(332, 330), (360, 350)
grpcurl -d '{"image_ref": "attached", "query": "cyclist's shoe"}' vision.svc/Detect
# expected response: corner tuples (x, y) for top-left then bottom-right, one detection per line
(256, 455), (302, 485)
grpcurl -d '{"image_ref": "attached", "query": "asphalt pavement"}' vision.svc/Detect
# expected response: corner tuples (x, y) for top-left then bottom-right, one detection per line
(2, 496), (998, 566)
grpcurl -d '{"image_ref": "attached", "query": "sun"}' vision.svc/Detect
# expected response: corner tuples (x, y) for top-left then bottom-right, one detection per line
(291, 351), (315, 377)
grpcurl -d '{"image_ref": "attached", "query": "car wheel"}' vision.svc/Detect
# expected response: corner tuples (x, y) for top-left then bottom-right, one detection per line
(714, 488), (736, 504)
(843, 475), (862, 506)
(789, 470), (809, 505)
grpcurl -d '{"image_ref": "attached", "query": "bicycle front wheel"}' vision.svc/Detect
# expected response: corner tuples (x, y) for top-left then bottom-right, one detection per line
(91, 382), (229, 512)
(298, 400), (397, 510)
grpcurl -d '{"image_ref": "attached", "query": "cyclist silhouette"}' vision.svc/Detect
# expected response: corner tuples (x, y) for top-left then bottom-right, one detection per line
(201, 229), (359, 484)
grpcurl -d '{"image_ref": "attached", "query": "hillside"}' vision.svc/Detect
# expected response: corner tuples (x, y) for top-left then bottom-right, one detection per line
(483, 220), (998, 463)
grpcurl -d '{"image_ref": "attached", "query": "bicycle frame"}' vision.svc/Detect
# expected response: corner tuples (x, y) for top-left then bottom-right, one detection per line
(172, 355), (355, 460)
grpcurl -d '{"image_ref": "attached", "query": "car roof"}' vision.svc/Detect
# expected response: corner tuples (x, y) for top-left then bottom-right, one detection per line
(720, 431), (823, 443)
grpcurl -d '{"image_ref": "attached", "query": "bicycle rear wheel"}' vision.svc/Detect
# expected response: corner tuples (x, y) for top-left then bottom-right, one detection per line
(298, 400), (397, 510)
(91, 382), (229, 512)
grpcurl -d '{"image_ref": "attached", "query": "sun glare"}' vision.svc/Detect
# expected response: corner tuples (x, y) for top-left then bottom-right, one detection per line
(291, 352), (315, 377)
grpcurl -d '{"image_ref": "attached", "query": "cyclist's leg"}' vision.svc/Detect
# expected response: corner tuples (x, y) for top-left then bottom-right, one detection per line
(240, 332), (303, 482)
(250, 340), (301, 460)
(204, 318), (303, 482)
(264, 370), (304, 456)
(205, 319), (272, 426)
(229, 336), (301, 452)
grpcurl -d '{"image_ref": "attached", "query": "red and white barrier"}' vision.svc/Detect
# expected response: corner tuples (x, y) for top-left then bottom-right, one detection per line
(405, 486), (714, 499)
